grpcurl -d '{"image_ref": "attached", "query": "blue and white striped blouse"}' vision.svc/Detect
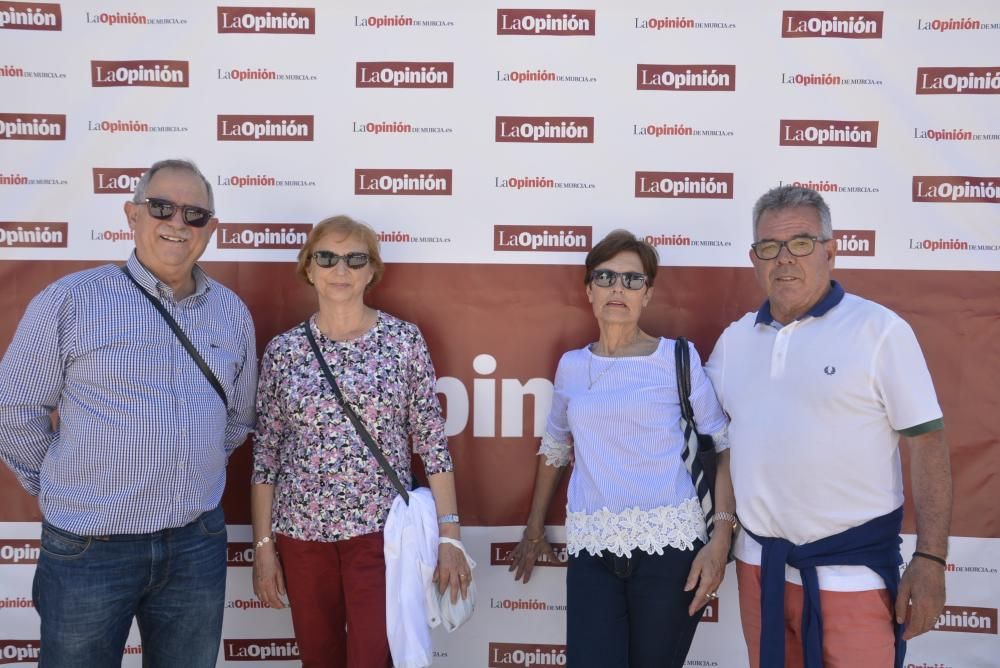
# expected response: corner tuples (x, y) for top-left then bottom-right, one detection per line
(539, 338), (728, 557)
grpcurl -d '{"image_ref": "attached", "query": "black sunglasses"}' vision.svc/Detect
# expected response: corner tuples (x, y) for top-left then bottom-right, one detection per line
(311, 251), (370, 269)
(141, 197), (214, 228)
(589, 269), (648, 290)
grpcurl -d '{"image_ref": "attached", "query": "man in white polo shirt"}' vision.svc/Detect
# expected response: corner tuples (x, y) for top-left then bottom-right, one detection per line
(705, 185), (951, 668)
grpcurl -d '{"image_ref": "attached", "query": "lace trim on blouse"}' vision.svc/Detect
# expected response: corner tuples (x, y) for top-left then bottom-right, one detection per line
(537, 432), (572, 467)
(711, 425), (729, 451)
(566, 497), (708, 557)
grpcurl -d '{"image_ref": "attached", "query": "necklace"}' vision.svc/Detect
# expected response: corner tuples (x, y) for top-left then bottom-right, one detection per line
(588, 348), (619, 389)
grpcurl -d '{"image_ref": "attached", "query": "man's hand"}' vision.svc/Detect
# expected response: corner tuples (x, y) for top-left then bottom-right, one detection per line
(896, 555), (946, 640)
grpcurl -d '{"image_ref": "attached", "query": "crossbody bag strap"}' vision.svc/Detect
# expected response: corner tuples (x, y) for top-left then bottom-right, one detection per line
(301, 320), (410, 504)
(121, 266), (228, 409)
(675, 336), (715, 531)
(674, 336), (696, 427)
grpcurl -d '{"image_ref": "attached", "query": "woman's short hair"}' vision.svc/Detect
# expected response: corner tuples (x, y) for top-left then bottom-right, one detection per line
(295, 215), (385, 288)
(584, 229), (659, 286)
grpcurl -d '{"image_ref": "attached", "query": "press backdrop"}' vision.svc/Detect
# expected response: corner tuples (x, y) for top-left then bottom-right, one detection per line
(1, 2), (998, 666)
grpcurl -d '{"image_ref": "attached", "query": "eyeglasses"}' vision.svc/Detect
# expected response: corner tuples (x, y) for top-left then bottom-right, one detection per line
(589, 269), (648, 290)
(751, 236), (829, 260)
(140, 197), (214, 228)
(311, 251), (370, 269)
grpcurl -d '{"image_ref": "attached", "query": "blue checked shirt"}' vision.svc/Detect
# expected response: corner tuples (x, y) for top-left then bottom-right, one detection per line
(0, 252), (257, 534)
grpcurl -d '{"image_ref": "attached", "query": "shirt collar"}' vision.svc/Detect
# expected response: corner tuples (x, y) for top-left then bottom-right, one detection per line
(126, 251), (209, 301)
(754, 280), (844, 326)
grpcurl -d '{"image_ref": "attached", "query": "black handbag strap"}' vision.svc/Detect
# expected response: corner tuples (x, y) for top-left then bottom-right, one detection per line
(121, 266), (228, 409)
(674, 336), (697, 430)
(301, 320), (410, 504)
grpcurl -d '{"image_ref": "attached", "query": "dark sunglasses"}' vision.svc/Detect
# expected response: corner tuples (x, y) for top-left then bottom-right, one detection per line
(589, 269), (648, 290)
(311, 251), (370, 269)
(141, 197), (214, 228)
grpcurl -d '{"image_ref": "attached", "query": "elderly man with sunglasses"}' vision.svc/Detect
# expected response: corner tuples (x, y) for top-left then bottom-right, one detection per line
(705, 185), (951, 668)
(0, 158), (257, 667)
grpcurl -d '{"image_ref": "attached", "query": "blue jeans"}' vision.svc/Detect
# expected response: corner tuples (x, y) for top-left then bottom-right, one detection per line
(32, 505), (228, 668)
(567, 543), (705, 668)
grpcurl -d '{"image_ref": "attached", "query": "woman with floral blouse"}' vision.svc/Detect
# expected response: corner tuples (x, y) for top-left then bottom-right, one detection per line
(250, 215), (469, 668)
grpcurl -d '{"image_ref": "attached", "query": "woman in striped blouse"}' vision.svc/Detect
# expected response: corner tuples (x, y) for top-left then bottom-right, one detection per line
(509, 230), (736, 668)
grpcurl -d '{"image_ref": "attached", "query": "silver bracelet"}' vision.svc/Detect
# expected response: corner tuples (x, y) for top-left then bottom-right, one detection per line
(438, 513), (460, 525)
(712, 512), (738, 530)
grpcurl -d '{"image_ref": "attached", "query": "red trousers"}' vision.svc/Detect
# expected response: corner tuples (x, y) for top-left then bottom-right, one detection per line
(276, 531), (391, 668)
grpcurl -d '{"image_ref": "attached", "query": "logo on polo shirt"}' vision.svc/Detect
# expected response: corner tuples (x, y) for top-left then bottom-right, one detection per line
(217, 7), (315, 34)
(916, 67), (1000, 94)
(0, 2), (61, 30)
(635, 171), (733, 198)
(0, 113), (66, 140)
(93, 167), (145, 194)
(781, 11), (883, 38)
(912, 176), (999, 203)
(0, 221), (67, 247)
(217, 115), (314, 141)
(354, 169), (453, 195)
(490, 542), (568, 566)
(488, 643), (567, 666)
(834, 229), (876, 256)
(636, 64), (735, 91)
(495, 116), (594, 143)
(356, 62), (453, 88)
(780, 120), (879, 148)
(224, 639), (300, 660)
(933, 606), (997, 634)
(0, 640), (40, 664)
(496, 9), (595, 36)
(0, 540), (40, 564)
(494, 226), (592, 252)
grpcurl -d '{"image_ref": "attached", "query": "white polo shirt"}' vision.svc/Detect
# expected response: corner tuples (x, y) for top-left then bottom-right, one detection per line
(705, 282), (943, 591)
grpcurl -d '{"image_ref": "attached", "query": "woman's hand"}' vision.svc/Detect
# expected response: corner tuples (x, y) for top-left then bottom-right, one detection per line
(508, 530), (557, 584)
(684, 535), (730, 616)
(434, 541), (472, 604)
(252, 544), (287, 609)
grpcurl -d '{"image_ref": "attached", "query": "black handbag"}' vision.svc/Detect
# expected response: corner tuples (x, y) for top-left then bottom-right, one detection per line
(674, 337), (719, 535)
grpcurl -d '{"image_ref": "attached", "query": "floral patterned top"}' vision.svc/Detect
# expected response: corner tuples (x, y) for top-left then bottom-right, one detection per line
(252, 311), (452, 541)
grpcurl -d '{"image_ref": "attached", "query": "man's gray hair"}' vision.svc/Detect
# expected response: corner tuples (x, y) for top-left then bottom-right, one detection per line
(752, 185), (832, 240)
(132, 159), (214, 211)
